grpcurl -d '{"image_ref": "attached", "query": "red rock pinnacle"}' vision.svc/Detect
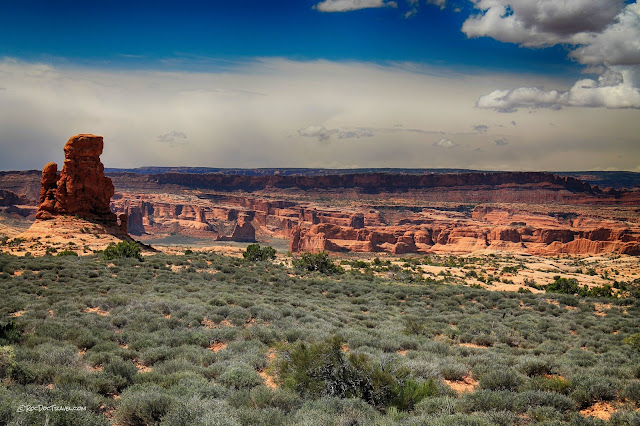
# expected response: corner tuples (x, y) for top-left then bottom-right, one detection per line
(36, 134), (117, 222)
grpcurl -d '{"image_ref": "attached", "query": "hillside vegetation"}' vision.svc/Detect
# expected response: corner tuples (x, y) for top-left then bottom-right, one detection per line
(0, 250), (639, 425)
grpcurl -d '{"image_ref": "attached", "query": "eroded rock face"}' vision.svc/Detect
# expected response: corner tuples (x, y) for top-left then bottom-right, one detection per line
(0, 189), (30, 207)
(36, 134), (117, 222)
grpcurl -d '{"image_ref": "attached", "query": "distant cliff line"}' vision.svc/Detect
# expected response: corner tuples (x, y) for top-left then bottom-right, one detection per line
(141, 171), (599, 194)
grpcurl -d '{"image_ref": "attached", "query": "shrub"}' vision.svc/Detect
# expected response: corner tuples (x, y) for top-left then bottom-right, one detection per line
(517, 356), (554, 377)
(103, 358), (138, 391)
(275, 335), (436, 411)
(249, 386), (301, 412)
(243, 244), (276, 262)
(292, 252), (343, 275)
(623, 333), (640, 350)
(457, 390), (517, 413)
(609, 411), (640, 425)
(114, 384), (174, 426)
(479, 369), (524, 392)
(104, 241), (143, 261)
(291, 397), (379, 426)
(546, 277), (580, 295)
(218, 364), (263, 389)
(622, 381), (640, 405)
(0, 320), (21, 344)
(160, 397), (239, 426)
(0, 346), (16, 378)
(569, 374), (620, 408)
(526, 375), (572, 395)
(56, 249), (79, 257)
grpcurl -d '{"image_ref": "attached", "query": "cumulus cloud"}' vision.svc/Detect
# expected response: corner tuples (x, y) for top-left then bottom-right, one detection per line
(473, 124), (489, 133)
(314, 0), (397, 12)
(434, 138), (456, 148)
(298, 125), (375, 142)
(158, 131), (188, 147)
(569, 2), (640, 66)
(469, 1), (640, 112)
(477, 66), (640, 111)
(462, 0), (624, 47)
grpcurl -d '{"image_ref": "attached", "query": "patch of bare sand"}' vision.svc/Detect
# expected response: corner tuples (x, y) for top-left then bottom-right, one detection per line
(83, 307), (110, 316)
(580, 401), (617, 421)
(2, 216), (132, 257)
(202, 318), (235, 329)
(444, 376), (478, 394)
(259, 370), (278, 389)
(9, 310), (26, 317)
(459, 342), (487, 349)
(135, 361), (152, 373)
(208, 342), (227, 353)
(594, 303), (612, 317)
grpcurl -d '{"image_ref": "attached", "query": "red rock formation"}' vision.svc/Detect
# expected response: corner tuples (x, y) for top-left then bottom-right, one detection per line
(36, 134), (116, 222)
(490, 227), (521, 243)
(37, 162), (58, 216)
(0, 189), (30, 207)
(228, 214), (256, 242)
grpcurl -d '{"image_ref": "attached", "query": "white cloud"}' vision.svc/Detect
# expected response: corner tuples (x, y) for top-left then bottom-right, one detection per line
(298, 125), (332, 142)
(314, 0), (397, 12)
(477, 66), (640, 111)
(0, 58), (638, 171)
(468, 1), (640, 112)
(434, 138), (456, 148)
(427, 0), (446, 9)
(473, 124), (489, 133)
(462, 0), (623, 47)
(158, 131), (188, 147)
(570, 2), (640, 66)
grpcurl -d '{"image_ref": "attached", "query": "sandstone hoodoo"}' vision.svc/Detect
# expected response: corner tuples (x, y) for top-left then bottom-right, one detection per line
(36, 134), (117, 223)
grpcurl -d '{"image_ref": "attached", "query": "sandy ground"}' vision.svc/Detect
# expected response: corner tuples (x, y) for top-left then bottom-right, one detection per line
(2, 215), (638, 295)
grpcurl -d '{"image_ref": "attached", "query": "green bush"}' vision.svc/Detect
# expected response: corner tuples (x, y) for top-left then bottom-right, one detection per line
(478, 368), (524, 392)
(218, 364), (263, 389)
(517, 356), (554, 377)
(546, 277), (580, 295)
(56, 249), (79, 257)
(622, 381), (640, 405)
(292, 252), (343, 275)
(243, 244), (276, 262)
(103, 358), (138, 391)
(0, 320), (21, 344)
(276, 335), (436, 411)
(623, 333), (640, 350)
(104, 241), (143, 261)
(0, 346), (16, 378)
(569, 374), (620, 408)
(114, 384), (175, 426)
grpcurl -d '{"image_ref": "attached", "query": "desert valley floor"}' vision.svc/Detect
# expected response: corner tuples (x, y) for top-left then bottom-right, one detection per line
(1, 165), (639, 425)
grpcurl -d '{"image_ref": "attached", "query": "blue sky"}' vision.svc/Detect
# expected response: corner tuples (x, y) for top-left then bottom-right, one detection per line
(0, 0), (639, 171)
(0, 1), (575, 74)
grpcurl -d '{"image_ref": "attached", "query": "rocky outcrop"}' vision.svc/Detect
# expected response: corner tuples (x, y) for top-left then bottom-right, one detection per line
(36, 134), (116, 222)
(226, 214), (256, 242)
(0, 189), (29, 207)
